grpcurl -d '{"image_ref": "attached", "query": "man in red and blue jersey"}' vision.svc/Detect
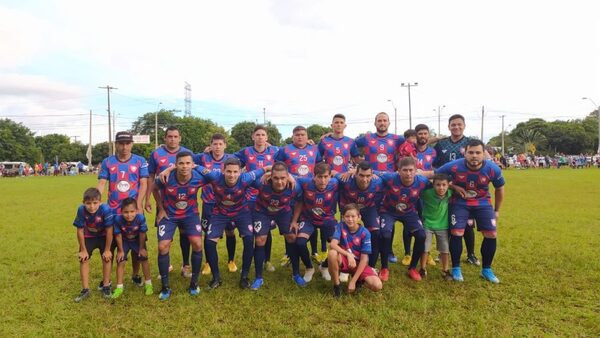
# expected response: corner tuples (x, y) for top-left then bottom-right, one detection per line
(318, 114), (360, 173)
(154, 151), (208, 300)
(234, 125), (279, 273)
(146, 126), (193, 278)
(435, 139), (505, 283)
(197, 158), (270, 289)
(377, 157), (431, 282)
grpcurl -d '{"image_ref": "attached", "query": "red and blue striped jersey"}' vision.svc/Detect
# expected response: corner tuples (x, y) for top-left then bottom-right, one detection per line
(113, 214), (147, 242)
(148, 145), (192, 175)
(297, 177), (339, 225)
(155, 170), (207, 220)
(274, 144), (322, 178)
(193, 152), (233, 203)
(355, 132), (405, 172)
(98, 155), (149, 211)
(333, 222), (372, 260)
(201, 168), (266, 216)
(336, 174), (385, 210)
(378, 172), (431, 215)
(251, 179), (302, 215)
(435, 159), (505, 207)
(318, 135), (360, 173)
(234, 145), (279, 202)
(416, 146), (437, 170)
(73, 204), (114, 238)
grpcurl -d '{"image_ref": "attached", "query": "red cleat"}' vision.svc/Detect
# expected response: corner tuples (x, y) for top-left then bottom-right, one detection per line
(379, 268), (389, 282)
(408, 268), (422, 281)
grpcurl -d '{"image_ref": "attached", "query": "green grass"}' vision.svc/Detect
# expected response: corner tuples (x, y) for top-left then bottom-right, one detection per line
(1, 169), (600, 337)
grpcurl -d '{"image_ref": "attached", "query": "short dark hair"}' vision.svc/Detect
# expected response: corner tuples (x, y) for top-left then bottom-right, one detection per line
(292, 126), (306, 134)
(253, 125), (268, 134)
(272, 161), (288, 172)
(448, 114), (465, 124)
(342, 203), (360, 215)
(223, 157), (241, 169)
(211, 133), (226, 143)
(414, 124), (429, 133)
(332, 114), (346, 121)
(164, 126), (179, 136)
(314, 162), (331, 176)
(176, 151), (194, 161)
(356, 161), (372, 173)
(120, 197), (137, 210)
(465, 139), (485, 150)
(403, 129), (417, 138)
(398, 156), (416, 168)
(432, 173), (450, 184)
(83, 187), (101, 202)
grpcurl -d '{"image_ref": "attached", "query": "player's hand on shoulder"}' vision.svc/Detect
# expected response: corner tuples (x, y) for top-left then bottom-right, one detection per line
(320, 132), (332, 141)
(450, 184), (467, 198)
(204, 146), (211, 153)
(339, 169), (355, 182)
(260, 171), (272, 184)
(287, 173), (296, 190)
(307, 139), (315, 146)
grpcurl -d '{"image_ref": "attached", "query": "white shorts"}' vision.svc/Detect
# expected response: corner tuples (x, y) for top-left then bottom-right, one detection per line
(425, 229), (449, 253)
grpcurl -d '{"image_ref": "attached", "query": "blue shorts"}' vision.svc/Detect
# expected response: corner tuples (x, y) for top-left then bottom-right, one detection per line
(360, 207), (380, 232)
(296, 219), (314, 237)
(207, 211), (253, 240)
(315, 219), (337, 241)
(449, 205), (496, 232)
(379, 212), (423, 238)
(253, 211), (293, 236)
(201, 203), (215, 232)
(157, 215), (203, 242)
(122, 240), (147, 261)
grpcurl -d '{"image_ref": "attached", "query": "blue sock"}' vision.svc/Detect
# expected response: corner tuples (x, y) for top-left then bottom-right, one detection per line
(380, 236), (391, 269)
(410, 229), (426, 269)
(241, 236), (254, 278)
(191, 250), (202, 286)
(226, 235), (236, 262)
(254, 245), (265, 279)
(205, 240), (220, 281)
(309, 231), (317, 255)
(481, 237), (497, 268)
(450, 235), (463, 268)
(180, 233), (191, 266)
(402, 228), (412, 255)
(158, 253), (170, 288)
(265, 232), (272, 262)
(369, 230), (380, 268)
(288, 241), (300, 276)
(296, 237), (313, 269)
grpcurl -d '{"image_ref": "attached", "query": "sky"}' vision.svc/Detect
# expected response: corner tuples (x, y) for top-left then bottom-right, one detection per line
(1, 0), (599, 145)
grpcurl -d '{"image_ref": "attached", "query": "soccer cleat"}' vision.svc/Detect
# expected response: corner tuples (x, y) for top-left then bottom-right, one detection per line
(144, 283), (154, 295)
(388, 254), (398, 264)
(293, 274), (307, 287)
(318, 251), (329, 264)
(419, 268), (428, 278)
(111, 287), (124, 299)
(303, 267), (315, 282)
(227, 260), (238, 273)
(201, 262), (211, 275)
(159, 287), (172, 301)
(339, 272), (349, 283)
(168, 265), (174, 273)
(181, 265), (192, 278)
(408, 268), (422, 281)
(452, 267), (464, 282)
(481, 268), (500, 284)
(239, 277), (251, 289)
(442, 270), (454, 281)
(102, 286), (112, 299)
(207, 279), (223, 290)
(427, 255), (436, 266)
(467, 254), (481, 266)
(265, 261), (276, 272)
(189, 284), (200, 296)
(401, 255), (411, 266)
(250, 278), (264, 291)
(333, 284), (342, 298)
(312, 253), (321, 264)
(434, 254), (441, 262)
(74, 289), (90, 303)
(131, 275), (143, 287)
(280, 255), (290, 267)
(97, 281), (112, 290)
(319, 265), (331, 281)
(379, 268), (389, 282)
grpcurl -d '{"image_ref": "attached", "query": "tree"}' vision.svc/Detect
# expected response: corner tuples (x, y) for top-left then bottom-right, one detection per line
(131, 110), (180, 145)
(177, 116), (230, 153)
(307, 124), (332, 143)
(511, 128), (546, 154)
(230, 121), (283, 148)
(0, 119), (42, 164)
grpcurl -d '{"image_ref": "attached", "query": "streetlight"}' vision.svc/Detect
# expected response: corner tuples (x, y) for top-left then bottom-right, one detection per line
(436, 105), (446, 135)
(387, 99), (397, 134)
(582, 97), (600, 154)
(401, 82), (418, 128)
(155, 102), (162, 148)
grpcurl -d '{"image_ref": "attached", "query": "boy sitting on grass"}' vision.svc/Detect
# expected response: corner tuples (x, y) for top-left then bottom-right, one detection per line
(327, 204), (383, 297)
(111, 198), (153, 298)
(420, 173), (453, 280)
(73, 188), (114, 302)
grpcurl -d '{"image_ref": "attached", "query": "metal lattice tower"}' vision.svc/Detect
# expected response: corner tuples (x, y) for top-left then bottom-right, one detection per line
(184, 82), (192, 117)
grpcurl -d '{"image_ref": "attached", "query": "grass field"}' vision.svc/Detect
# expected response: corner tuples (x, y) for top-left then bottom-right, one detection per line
(1, 168), (600, 337)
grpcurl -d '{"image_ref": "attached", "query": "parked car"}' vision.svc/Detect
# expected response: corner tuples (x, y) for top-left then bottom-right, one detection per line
(0, 162), (30, 177)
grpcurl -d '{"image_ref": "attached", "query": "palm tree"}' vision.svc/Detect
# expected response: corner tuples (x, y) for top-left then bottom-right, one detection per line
(512, 128), (546, 154)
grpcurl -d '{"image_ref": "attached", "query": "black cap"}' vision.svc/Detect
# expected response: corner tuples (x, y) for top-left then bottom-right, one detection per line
(115, 131), (133, 143)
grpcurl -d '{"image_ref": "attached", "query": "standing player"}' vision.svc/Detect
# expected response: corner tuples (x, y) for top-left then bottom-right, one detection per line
(96, 131), (148, 286)
(154, 151), (207, 299)
(318, 114), (360, 173)
(433, 114), (479, 266)
(145, 126), (193, 278)
(435, 140), (505, 283)
(234, 125), (279, 273)
(377, 157), (431, 282)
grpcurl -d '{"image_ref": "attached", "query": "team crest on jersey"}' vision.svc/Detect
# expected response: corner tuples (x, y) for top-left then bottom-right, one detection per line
(249, 156), (255, 161)
(95, 216), (102, 222)
(308, 151), (314, 156)
(376, 153), (388, 163)
(297, 165), (309, 176)
(457, 174), (467, 181)
(391, 187), (400, 193)
(387, 140), (394, 146)
(266, 155), (272, 161)
(411, 189), (419, 197)
(479, 176), (488, 184)
(290, 152), (297, 157)
(110, 166), (117, 172)
(396, 203), (408, 211)
(190, 188), (196, 193)
(425, 155), (432, 162)
(326, 143), (333, 148)
(353, 237), (361, 245)
(175, 201), (188, 210)
(117, 181), (131, 192)
(130, 166), (137, 173)
(343, 143), (349, 149)
(333, 155), (344, 166)
(326, 192), (333, 199)
(159, 158), (167, 164)
(466, 190), (477, 198)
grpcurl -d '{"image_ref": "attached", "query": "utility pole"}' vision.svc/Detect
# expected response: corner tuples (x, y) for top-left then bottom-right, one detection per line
(155, 102), (162, 149)
(112, 110), (116, 145)
(387, 99), (397, 134)
(401, 82), (418, 128)
(88, 109), (93, 168)
(437, 105), (446, 136)
(263, 107), (266, 124)
(99, 85), (117, 155)
(480, 105), (485, 141)
(184, 82), (192, 117)
(501, 115), (506, 156)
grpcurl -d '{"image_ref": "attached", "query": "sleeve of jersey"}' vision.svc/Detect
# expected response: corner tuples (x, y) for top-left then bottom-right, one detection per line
(490, 164), (506, 188)
(375, 171), (394, 184)
(350, 142), (360, 157)
(154, 177), (164, 190)
(73, 206), (84, 228)
(274, 148), (285, 162)
(147, 152), (157, 174)
(102, 205), (115, 227)
(233, 149), (247, 167)
(112, 218), (121, 234)
(419, 175), (433, 189)
(317, 141), (325, 157)
(361, 230), (372, 254)
(192, 153), (201, 165)
(245, 169), (266, 183)
(139, 158), (149, 178)
(315, 148), (323, 162)
(98, 159), (109, 180)
(332, 223), (342, 241)
(139, 215), (148, 233)
(355, 135), (366, 148)
(434, 162), (451, 176)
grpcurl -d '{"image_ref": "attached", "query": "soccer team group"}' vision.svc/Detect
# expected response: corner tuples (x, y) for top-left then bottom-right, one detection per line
(73, 112), (505, 302)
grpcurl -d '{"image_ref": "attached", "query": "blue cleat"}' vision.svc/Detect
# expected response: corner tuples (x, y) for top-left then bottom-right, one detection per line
(250, 278), (264, 291)
(293, 274), (307, 287)
(481, 268), (500, 284)
(452, 267), (464, 282)
(388, 254), (398, 263)
(159, 287), (172, 301)
(189, 285), (200, 296)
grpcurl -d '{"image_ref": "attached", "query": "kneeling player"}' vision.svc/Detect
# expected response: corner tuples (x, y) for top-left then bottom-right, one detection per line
(328, 204), (382, 297)
(112, 198), (153, 298)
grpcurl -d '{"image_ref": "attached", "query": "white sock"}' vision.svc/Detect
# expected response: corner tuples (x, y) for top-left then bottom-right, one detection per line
(116, 284), (124, 289)
(145, 280), (152, 285)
